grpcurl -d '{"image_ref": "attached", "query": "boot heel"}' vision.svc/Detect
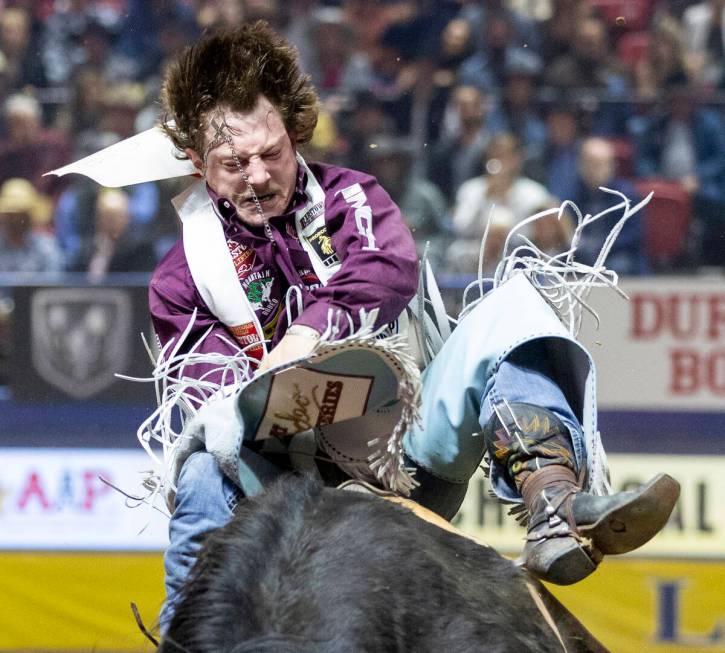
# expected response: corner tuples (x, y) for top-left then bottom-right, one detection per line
(522, 538), (598, 585)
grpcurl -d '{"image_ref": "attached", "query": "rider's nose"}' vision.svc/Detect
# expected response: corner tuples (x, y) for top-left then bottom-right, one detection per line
(246, 157), (271, 186)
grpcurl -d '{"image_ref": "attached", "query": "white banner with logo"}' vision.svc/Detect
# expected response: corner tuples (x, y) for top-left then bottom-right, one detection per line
(0, 448), (168, 550)
(4, 447), (721, 557)
(578, 276), (725, 410)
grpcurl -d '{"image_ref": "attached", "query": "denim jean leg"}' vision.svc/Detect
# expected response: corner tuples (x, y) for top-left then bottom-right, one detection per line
(159, 451), (242, 632)
(479, 338), (585, 503)
(403, 275), (597, 516)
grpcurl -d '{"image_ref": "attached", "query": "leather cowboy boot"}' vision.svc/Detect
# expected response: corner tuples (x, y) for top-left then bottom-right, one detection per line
(482, 402), (680, 585)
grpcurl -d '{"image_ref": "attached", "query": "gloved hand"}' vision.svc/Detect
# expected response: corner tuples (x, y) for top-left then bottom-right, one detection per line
(256, 325), (320, 374)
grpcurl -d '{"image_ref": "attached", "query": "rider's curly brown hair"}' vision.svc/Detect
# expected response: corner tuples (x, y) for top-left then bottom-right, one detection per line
(161, 21), (319, 156)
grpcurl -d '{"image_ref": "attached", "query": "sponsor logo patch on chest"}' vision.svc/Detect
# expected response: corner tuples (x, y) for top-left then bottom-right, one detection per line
(308, 226), (340, 268)
(299, 201), (324, 230)
(243, 270), (280, 318)
(227, 240), (256, 280)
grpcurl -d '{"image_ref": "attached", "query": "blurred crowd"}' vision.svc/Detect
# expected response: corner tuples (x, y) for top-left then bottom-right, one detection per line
(0, 0), (724, 284)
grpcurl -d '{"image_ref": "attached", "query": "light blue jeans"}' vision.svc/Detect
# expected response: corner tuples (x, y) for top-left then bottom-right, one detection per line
(159, 274), (597, 631)
(403, 273), (595, 515)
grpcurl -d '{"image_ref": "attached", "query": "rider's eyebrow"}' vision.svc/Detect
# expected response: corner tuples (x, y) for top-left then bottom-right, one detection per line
(255, 134), (286, 156)
(221, 135), (285, 164)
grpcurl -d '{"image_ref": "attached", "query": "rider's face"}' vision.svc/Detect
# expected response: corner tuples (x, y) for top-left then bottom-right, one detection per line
(187, 95), (298, 228)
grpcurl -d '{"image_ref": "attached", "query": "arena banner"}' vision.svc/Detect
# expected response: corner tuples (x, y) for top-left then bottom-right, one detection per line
(455, 453), (725, 558)
(2, 448), (722, 557)
(0, 448), (168, 550)
(9, 283), (155, 403)
(578, 277), (725, 411)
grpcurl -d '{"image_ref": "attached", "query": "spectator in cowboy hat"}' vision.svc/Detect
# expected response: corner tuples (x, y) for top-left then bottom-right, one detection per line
(0, 178), (63, 273)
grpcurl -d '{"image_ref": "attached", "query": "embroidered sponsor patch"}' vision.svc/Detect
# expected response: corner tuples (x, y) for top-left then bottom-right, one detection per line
(227, 240), (256, 280)
(242, 270), (280, 319)
(297, 267), (321, 290)
(308, 225), (340, 268)
(299, 201), (324, 230)
(254, 369), (373, 439)
(229, 322), (264, 360)
(247, 278), (273, 307)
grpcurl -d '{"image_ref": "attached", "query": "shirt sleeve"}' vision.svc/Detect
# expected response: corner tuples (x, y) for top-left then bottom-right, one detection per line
(293, 171), (419, 338)
(149, 257), (242, 385)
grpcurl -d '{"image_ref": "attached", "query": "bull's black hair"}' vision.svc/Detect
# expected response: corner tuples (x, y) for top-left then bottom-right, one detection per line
(159, 474), (587, 652)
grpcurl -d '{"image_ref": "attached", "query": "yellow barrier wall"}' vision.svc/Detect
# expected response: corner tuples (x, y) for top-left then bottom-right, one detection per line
(2, 554), (725, 651)
(0, 553), (163, 652)
(554, 558), (725, 652)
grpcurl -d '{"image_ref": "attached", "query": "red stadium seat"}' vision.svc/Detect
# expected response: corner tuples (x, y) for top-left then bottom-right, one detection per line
(635, 179), (692, 268)
(617, 31), (650, 69)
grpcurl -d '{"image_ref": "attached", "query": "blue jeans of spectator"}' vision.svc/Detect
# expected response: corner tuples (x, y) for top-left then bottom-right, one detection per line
(159, 274), (598, 631)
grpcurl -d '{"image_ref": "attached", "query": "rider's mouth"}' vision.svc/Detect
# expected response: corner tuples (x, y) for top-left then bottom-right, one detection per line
(245, 193), (275, 206)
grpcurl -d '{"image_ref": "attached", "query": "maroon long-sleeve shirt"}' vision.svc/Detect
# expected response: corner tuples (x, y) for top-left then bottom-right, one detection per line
(149, 160), (419, 378)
